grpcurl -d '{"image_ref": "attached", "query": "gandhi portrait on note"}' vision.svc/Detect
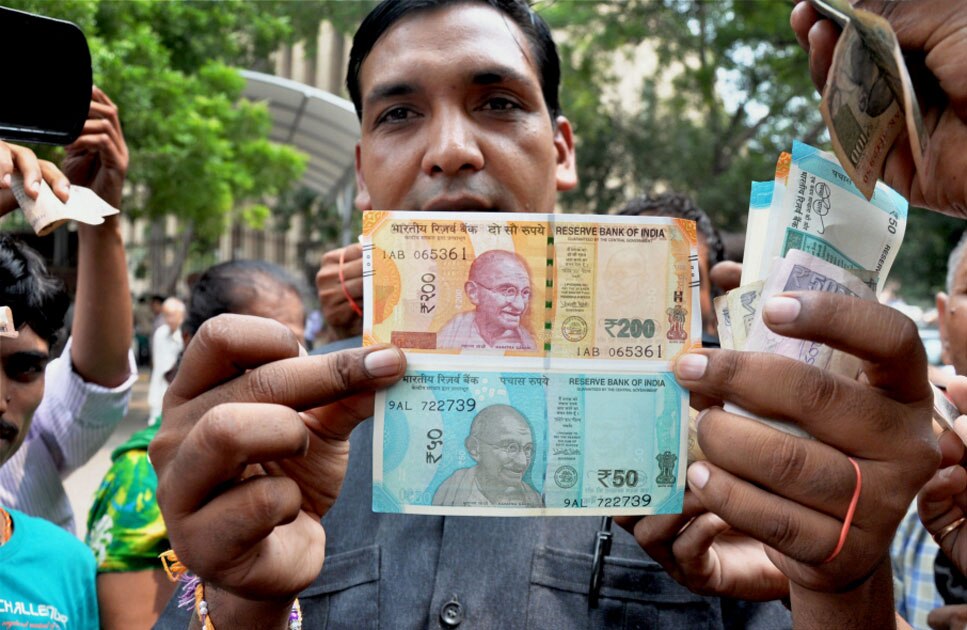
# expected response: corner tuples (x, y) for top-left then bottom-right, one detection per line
(432, 404), (543, 508)
(436, 250), (537, 350)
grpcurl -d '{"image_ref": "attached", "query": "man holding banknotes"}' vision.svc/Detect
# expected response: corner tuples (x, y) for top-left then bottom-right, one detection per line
(149, 0), (965, 628)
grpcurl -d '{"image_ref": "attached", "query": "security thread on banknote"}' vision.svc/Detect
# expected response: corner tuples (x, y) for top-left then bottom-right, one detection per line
(361, 211), (701, 364)
(373, 368), (686, 516)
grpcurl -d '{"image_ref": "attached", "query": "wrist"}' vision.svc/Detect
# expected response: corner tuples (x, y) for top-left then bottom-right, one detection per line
(194, 584), (296, 630)
(789, 556), (896, 629)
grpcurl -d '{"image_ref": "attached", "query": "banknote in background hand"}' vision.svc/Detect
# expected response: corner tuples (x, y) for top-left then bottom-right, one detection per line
(811, 0), (927, 199)
(374, 367), (686, 516)
(9, 173), (118, 236)
(362, 211), (701, 364)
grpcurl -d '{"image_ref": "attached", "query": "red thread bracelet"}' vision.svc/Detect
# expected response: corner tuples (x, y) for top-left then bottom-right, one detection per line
(823, 456), (862, 564)
(339, 246), (363, 318)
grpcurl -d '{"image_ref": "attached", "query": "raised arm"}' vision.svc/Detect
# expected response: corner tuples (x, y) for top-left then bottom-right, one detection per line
(63, 86), (133, 386)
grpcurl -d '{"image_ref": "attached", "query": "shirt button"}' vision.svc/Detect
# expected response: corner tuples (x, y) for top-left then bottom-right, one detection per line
(439, 597), (464, 627)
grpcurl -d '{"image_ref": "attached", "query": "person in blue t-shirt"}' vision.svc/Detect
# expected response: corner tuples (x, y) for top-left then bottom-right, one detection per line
(0, 142), (99, 629)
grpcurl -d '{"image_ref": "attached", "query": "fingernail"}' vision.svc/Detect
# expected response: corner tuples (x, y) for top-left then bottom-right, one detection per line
(58, 181), (70, 196)
(0, 174), (9, 188)
(688, 462), (710, 489)
(676, 354), (708, 380)
(763, 296), (801, 324)
(364, 347), (402, 377)
(28, 179), (40, 194)
(941, 466), (958, 481)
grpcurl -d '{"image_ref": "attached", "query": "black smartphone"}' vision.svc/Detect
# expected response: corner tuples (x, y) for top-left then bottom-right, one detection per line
(0, 6), (92, 145)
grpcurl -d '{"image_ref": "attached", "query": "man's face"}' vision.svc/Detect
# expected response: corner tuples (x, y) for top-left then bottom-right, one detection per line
(0, 326), (48, 466)
(354, 3), (576, 214)
(939, 257), (967, 375)
(468, 257), (531, 332)
(473, 414), (534, 487)
(162, 305), (184, 332)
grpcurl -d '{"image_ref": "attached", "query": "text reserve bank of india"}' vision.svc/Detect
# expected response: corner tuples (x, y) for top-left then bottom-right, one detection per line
(362, 211), (701, 516)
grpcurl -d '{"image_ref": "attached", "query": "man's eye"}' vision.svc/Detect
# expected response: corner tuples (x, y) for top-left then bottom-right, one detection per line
(481, 97), (521, 112)
(377, 107), (416, 125)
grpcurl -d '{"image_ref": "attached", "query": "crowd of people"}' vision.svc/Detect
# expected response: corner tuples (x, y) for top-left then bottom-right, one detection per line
(1, 0), (967, 628)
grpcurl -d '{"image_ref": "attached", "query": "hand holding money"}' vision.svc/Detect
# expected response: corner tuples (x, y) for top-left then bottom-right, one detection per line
(0, 140), (70, 217)
(792, 0), (967, 217)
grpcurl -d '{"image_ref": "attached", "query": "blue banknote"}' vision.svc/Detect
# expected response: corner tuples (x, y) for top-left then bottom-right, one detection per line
(374, 369), (687, 516)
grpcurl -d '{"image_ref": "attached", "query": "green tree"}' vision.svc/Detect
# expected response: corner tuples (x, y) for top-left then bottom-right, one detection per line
(543, 0), (822, 229)
(5, 0), (331, 292)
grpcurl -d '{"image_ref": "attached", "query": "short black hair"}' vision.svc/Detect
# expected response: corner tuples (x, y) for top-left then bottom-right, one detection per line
(347, 0), (562, 121)
(618, 193), (726, 268)
(183, 260), (304, 337)
(0, 234), (70, 346)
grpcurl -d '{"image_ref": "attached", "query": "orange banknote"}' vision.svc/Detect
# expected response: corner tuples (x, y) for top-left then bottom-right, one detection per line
(362, 211), (701, 365)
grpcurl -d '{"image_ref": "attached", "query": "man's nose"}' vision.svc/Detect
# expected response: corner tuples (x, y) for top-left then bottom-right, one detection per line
(422, 107), (485, 176)
(509, 291), (527, 309)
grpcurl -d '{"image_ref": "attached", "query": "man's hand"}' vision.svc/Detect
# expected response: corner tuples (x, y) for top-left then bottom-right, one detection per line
(150, 315), (405, 623)
(790, 0), (967, 217)
(316, 243), (364, 341)
(61, 86), (129, 208)
(0, 141), (70, 215)
(930, 604), (967, 630)
(625, 292), (938, 622)
(918, 377), (967, 578)
(616, 494), (789, 600)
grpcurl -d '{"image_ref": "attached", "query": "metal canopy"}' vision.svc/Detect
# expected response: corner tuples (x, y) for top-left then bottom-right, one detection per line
(240, 70), (360, 243)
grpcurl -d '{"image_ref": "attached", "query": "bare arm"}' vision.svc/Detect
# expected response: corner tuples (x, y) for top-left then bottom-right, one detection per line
(66, 87), (133, 387)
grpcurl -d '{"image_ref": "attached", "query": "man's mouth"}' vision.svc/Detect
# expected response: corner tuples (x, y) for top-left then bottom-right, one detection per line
(422, 195), (494, 212)
(0, 418), (18, 443)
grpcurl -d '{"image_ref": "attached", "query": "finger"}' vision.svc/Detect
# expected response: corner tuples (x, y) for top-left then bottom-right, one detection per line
(761, 292), (930, 404)
(38, 161), (71, 202)
(790, 1), (820, 51)
(928, 604), (967, 630)
(618, 492), (705, 541)
(8, 144), (42, 198)
(687, 461), (843, 564)
(696, 406), (858, 518)
(671, 512), (731, 585)
(161, 402), (309, 517)
(166, 315), (305, 402)
(918, 466), (967, 530)
(940, 429), (967, 468)
(341, 256), (364, 283)
(300, 391), (377, 441)
(342, 243), (363, 261)
(807, 17), (839, 92)
(173, 341), (404, 443)
(0, 142), (12, 188)
(947, 376), (967, 415)
(674, 350), (896, 455)
(176, 495), (325, 599)
(709, 261), (741, 293)
(180, 475), (304, 567)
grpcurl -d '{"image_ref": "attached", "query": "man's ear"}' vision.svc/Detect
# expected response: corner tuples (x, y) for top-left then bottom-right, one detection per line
(938, 291), (951, 365)
(465, 435), (479, 459)
(354, 143), (373, 211)
(553, 115), (577, 192)
(465, 281), (480, 306)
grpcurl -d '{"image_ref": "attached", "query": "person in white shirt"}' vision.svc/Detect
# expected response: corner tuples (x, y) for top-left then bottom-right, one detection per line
(147, 297), (184, 424)
(0, 87), (136, 533)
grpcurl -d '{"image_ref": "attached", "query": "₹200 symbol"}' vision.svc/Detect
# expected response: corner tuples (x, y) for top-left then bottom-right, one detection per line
(604, 317), (656, 339)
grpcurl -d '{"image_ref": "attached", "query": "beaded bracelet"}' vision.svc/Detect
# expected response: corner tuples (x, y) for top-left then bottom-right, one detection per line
(161, 549), (302, 630)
